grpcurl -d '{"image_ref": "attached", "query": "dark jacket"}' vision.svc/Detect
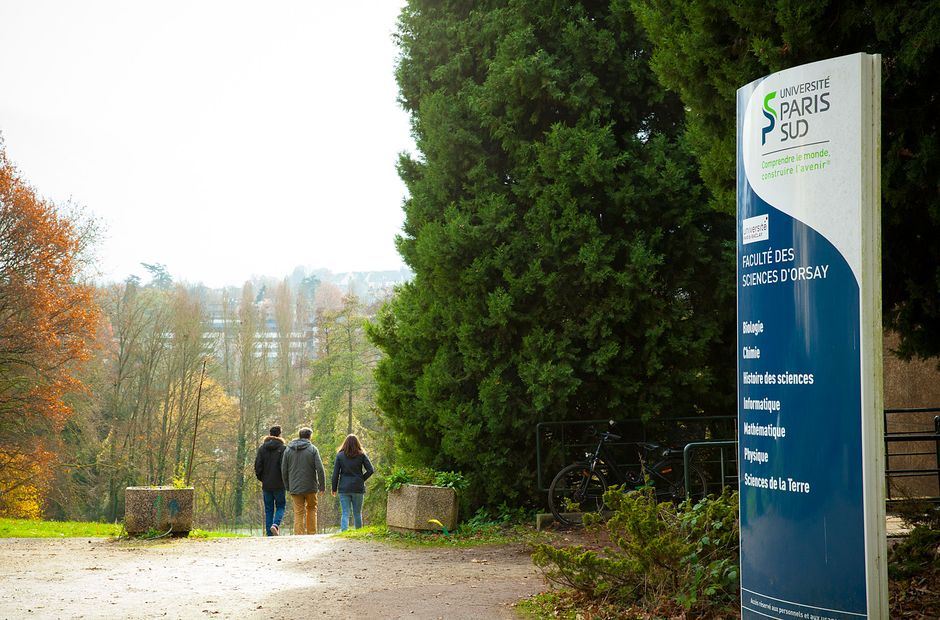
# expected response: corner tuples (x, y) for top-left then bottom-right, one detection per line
(281, 438), (326, 495)
(254, 435), (286, 491)
(331, 452), (374, 494)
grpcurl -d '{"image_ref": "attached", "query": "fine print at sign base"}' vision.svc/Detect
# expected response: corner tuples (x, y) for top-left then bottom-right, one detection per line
(736, 53), (886, 619)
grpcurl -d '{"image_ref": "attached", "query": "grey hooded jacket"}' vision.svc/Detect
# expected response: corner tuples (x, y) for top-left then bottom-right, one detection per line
(281, 438), (326, 495)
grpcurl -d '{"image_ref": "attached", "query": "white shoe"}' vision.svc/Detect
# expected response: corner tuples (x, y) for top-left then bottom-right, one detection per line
(269, 524), (279, 536)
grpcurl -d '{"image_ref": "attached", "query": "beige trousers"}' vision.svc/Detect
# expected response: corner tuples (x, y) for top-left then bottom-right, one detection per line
(290, 492), (318, 534)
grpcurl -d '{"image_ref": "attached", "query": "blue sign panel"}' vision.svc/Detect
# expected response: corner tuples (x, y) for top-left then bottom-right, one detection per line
(737, 54), (885, 619)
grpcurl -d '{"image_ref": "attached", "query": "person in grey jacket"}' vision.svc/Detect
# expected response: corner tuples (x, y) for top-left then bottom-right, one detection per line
(281, 427), (326, 535)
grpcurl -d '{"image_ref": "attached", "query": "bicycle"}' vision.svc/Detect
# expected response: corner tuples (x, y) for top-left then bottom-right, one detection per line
(547, 424), (708, 526)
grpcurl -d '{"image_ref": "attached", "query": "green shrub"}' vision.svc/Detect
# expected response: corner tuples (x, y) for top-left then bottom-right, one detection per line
(432, 471), (467, 490)
(458, 504), (528, 538)
(888, 501), (940, 581)
(464, 502), (531, 528)
(384, 466), (466, 491)
(888, 524), (940, 581)
(892, 499), (940, 530)
(385, 467), (413, 491)
(532, 487), (739, 615)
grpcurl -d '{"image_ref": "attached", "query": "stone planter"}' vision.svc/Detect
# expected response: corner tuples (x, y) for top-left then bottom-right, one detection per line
(124, 486), (194, 535)
(386, 484), (458, 533)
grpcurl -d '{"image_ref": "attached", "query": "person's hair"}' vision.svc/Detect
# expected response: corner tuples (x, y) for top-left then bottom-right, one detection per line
(338, 434), (363, 458)
(269, 425), (281, 437)
(299, 427), (312, 440)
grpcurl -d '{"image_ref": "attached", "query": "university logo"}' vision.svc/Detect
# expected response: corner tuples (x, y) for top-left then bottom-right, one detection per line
(761, 91), (777, 146)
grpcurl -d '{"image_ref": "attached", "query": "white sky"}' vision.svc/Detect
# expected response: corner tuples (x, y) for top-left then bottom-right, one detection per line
(0, 0), (414, 287)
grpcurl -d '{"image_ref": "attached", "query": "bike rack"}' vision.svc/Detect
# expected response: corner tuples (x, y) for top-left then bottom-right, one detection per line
(538, 409), (940, 504)
(535, 419), (637, 492)
(683, 440), (738, 496)
(679, 409), (940, 504)
(535, 416), (737, 493)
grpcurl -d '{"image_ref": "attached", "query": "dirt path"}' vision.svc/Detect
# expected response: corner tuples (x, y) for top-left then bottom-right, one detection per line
(0, 536), (545, 619)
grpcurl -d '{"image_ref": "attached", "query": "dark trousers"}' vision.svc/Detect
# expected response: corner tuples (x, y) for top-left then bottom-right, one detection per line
(262, 488), (286, 535)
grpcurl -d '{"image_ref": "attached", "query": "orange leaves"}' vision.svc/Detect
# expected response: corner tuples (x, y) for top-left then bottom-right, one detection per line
(0, 141), (100, 515)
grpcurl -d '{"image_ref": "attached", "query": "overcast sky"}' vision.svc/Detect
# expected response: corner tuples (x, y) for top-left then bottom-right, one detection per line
(0, 0), (414, 286)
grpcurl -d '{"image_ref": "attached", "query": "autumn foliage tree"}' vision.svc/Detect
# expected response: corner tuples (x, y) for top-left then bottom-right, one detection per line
(0, 141), (99, 516)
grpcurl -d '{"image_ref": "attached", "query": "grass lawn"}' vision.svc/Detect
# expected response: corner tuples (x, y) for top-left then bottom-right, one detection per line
(514, 592), (581, 620)
(0, 518), (246, 539)
(334, 523), (542, 547)
(186, 529), (246, 539)
(0, 518), (123, 538)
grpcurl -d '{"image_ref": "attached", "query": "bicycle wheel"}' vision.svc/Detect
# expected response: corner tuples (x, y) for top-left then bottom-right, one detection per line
(548, 462), (608, 526)
(683, 465), (708, 502)
(650, 462), (708, 504)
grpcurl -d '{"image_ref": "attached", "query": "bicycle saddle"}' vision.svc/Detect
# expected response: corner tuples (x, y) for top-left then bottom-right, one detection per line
(636, 441), (682, 457)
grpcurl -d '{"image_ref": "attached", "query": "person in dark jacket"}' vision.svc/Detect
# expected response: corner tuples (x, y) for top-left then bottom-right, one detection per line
(254, 425), (286, 536)
(281, 427), (326, 535)
(330, 434), (374, 531)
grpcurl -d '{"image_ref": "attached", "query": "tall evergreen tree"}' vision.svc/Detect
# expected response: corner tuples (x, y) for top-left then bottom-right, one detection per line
(632, 0), (940, 360)
(369, 1), (735, 506)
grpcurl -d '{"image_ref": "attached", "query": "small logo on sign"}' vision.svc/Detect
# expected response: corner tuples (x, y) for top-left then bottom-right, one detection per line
(743, 214), (769, 245)
(761, 91), (777, 146)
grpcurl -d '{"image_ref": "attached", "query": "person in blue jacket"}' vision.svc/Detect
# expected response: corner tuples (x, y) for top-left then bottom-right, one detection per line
(330, 434), (374, 531)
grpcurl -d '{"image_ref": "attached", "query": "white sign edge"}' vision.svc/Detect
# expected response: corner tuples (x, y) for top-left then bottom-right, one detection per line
(860, 52), (887, 619)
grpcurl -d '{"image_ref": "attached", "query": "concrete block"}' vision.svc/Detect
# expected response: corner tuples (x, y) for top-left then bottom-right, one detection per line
(124, 486), (194, 534)
(386, 484), (458, 532)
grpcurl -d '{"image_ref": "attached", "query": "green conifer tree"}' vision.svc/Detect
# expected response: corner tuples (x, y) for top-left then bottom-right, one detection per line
(369, 1), (735, 506)
(632, 0), (940, 360)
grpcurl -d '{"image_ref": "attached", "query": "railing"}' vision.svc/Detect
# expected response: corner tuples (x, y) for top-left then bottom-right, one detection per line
(683, 440), (738, 496)
(883, 407), (940, 502)
(535, 416), (736, 493)
(538, 408), (940, 503)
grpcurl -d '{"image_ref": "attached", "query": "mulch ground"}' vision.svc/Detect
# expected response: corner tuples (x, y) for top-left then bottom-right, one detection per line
(890, 567), (940, 619)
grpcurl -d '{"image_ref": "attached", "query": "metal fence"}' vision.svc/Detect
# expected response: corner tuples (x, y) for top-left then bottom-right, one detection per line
(883, 407), (940, 502)
(535, 416), (737, 493)
(683, 440), (738, 497)
(537, 408), (940, 504)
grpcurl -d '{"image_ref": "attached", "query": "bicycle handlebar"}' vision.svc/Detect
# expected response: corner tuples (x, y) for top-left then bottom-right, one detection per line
(595, 434), (682, 458)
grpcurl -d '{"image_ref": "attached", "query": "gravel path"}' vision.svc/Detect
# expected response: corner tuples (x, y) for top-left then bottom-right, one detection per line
(0, 536), (545, 619)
